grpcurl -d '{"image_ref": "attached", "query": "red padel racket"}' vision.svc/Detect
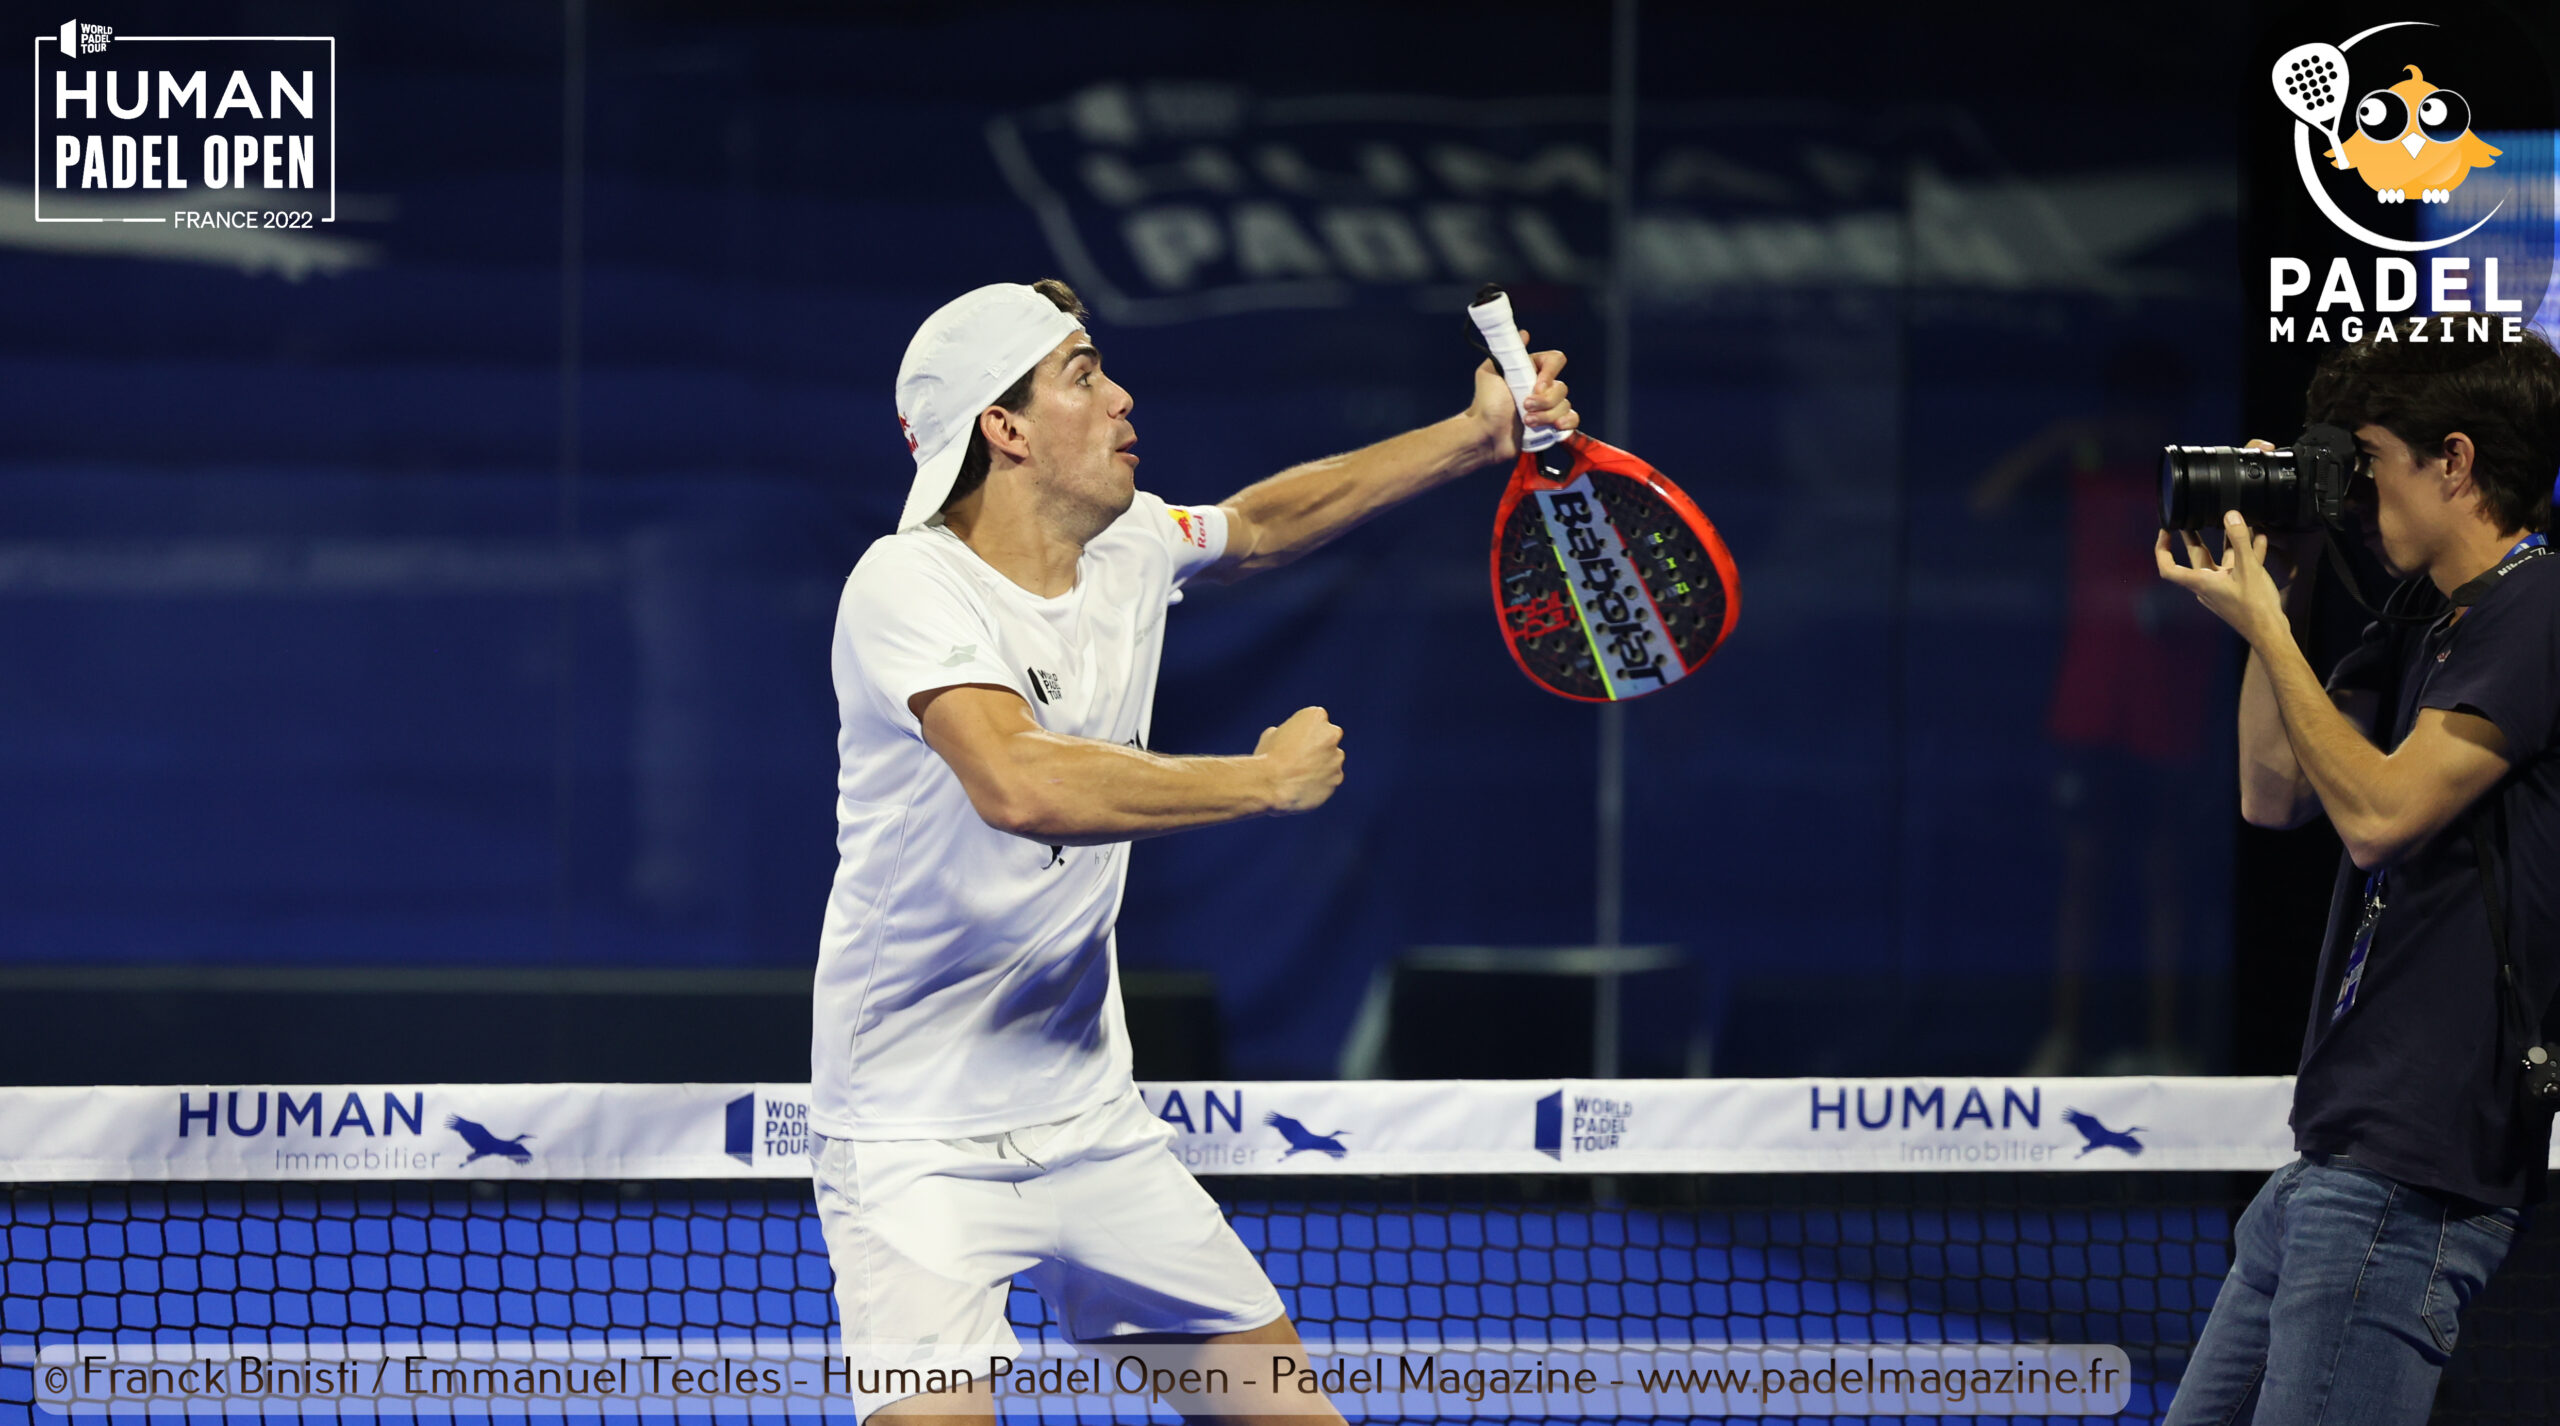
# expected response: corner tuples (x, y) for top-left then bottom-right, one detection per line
(1471, 285), (1740, 702)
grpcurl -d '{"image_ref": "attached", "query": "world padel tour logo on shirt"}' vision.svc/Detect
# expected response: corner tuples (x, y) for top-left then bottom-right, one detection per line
(2262, 19), (2537, 346)
(32, 18), (337, 227)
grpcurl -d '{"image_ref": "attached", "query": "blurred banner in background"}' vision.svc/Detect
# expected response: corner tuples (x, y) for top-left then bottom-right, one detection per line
(0, 1), (2261, 1082)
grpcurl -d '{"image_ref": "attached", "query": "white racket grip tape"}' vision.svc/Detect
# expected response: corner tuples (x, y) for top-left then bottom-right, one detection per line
(1467, 289), (1566, 453)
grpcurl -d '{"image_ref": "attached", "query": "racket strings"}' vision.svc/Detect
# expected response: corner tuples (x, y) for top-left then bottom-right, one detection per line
(1497, 504), (1612, 700)
(1495, 468), (1733, 701)
(1593, 479), (1731, 668)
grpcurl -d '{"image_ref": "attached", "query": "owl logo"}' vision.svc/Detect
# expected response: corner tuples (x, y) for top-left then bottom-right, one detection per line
(2326, 65), (2500, 205)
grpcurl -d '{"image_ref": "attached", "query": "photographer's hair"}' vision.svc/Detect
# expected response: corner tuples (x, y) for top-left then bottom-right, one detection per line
(941, 279), (1090, 514)
(2303, 317), (2560, 534)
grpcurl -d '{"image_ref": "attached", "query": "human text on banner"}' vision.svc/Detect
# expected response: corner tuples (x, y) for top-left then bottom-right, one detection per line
(0, 1078), (2361, 1183)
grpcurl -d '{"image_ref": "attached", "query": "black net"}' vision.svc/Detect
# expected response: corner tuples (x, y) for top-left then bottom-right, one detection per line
(3, 1172), (2551, 1423)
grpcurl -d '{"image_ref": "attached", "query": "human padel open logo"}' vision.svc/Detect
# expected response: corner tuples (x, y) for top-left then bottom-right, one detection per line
(33, 17), (336, 228)
(2271, 21), (2498, 253)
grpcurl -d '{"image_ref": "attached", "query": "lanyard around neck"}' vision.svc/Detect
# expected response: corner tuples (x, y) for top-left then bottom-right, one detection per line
(2449, 533), (2551, 610)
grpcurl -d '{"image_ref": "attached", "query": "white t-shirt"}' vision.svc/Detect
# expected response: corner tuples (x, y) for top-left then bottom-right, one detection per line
(810, 492), (1230, 1140)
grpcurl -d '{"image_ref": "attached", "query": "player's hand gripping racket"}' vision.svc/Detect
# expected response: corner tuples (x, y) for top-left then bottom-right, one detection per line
(1472, 284), (1740, 702)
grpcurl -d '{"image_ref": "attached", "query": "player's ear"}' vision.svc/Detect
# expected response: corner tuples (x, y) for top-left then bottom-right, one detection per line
(2438, 431), (2474, 480)
(980, 405), (1032, 461)
(2436, 431), (2480, 508)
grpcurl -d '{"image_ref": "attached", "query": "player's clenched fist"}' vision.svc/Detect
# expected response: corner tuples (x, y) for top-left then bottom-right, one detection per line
(1255, 706), (1345, 814)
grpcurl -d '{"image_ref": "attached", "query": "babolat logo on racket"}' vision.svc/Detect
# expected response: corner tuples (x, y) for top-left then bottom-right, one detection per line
(1535, 482), (1678, 695)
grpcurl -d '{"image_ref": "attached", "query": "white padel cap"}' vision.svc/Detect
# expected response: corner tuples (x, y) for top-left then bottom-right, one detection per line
(893, 283), (1085, 531)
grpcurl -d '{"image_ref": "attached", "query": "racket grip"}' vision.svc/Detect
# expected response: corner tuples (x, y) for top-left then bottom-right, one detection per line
(1467, 286), (1565, 453)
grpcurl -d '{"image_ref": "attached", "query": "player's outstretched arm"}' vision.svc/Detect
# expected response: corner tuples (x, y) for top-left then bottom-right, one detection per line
(1203, 344), (1576, 583)
(914, 685), (1343, 844)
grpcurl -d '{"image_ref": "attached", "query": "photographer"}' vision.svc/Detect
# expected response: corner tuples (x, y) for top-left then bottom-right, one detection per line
(2157, 318), (2560, 1425)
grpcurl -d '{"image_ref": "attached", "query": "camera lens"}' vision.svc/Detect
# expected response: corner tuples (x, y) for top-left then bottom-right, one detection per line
(2159, 444), (2313, 531)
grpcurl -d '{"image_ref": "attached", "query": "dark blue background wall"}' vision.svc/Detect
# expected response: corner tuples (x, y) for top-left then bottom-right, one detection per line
(0, 1), (2249, 1079)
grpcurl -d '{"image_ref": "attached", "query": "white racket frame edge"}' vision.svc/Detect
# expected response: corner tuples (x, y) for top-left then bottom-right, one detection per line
(2271, 42), (2353, 170)
(1467, 289), (1566, 454)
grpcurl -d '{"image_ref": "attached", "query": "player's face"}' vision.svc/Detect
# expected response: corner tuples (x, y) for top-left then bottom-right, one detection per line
(2352, 423), (2439, 577)
(1021, 332), (1137, 526)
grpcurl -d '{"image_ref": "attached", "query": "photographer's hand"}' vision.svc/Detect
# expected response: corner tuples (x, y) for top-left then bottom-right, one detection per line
(2154, 510), (2291, 649)
(2174, 501), (2512, 869)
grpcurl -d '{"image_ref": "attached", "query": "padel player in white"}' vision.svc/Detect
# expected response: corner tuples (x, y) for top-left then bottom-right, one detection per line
(813, 279), (1574, 1421)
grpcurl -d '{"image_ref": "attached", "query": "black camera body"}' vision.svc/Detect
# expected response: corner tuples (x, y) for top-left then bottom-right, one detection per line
(2159, 423), (2362, 532)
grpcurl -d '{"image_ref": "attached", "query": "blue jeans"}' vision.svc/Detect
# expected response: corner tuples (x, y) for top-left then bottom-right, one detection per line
(2165, 1156), (2521, 1426)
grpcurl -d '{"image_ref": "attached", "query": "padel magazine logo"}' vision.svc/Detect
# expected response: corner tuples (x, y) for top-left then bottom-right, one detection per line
(2275, 25), (2499, 239)
(2261, 16), (2544, 346)
(32, 17), (336, 228)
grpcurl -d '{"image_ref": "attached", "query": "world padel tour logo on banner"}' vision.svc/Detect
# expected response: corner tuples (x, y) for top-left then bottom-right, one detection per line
(722, 1092), (810, 1166)
(32, 17), (336, 227)
(1533, 1089), (1633, 1160)
(2262, 16), (2548, 345)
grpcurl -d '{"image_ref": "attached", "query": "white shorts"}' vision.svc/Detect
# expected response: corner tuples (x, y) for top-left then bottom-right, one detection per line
(811, 1085), (1284, 1415)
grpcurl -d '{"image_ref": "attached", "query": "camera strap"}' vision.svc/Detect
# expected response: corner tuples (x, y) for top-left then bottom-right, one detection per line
(2467, 790), (2540, 1042)
(2451, 533), (2551, 602)
(2468, 778), (2560, 1120)
(2436, 537), (2558, 1105)
(2319, 529), (2552, 625)
(2417, 537), (2549, 695)
(2316, 528), (2439, 624)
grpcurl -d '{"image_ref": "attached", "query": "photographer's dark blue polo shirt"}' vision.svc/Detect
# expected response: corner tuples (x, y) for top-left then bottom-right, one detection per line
(2298, 547), (2560, 1207)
